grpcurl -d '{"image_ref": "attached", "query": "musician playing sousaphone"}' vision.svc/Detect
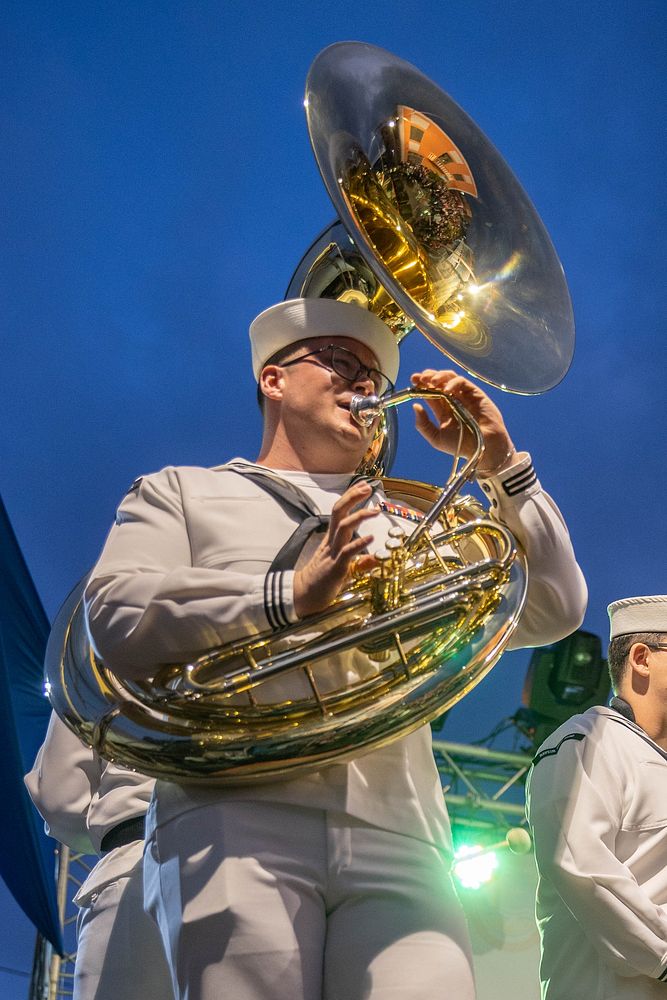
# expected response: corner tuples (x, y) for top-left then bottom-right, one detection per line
(84, 292), (586, 999)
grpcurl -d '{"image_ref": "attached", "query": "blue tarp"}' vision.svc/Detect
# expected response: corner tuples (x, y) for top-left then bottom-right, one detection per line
(0, 495), (62, 951)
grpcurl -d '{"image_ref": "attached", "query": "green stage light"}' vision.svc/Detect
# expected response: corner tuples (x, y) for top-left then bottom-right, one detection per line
(453, 844), (499, 890)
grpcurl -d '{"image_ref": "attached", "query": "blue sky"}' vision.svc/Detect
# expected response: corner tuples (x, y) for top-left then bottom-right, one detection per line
(1, 2), (665, 992)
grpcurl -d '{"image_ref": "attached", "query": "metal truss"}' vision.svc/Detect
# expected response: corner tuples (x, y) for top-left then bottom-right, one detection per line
(433, 738), (533, 837)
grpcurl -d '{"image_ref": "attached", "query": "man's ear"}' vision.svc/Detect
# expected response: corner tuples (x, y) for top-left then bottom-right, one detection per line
(628, 642), (651, 679)
(259, 365), (285, 403)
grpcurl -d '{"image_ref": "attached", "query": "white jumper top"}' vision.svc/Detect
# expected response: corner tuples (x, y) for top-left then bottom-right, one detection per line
(526, 705), (667, 998)
(85, 453), (586, 852)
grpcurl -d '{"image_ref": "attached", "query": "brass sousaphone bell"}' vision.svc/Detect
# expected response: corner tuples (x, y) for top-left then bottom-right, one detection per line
(46, 43), (574, 782)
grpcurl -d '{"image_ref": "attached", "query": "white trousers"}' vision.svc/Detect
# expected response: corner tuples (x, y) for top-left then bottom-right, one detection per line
(74, 860), (174, 1000)
(144, 801), (475, 1000)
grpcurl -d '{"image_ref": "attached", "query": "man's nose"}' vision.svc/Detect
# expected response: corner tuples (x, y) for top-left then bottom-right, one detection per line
(351, 372), (375, 395)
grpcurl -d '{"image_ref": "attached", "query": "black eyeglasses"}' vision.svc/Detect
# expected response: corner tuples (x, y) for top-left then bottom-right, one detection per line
(280, 344), (393, 395)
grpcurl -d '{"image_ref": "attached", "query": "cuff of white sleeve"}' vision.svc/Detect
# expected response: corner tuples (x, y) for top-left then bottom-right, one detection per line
(263, 570), (299, 629)
(476, 451), (541, 510)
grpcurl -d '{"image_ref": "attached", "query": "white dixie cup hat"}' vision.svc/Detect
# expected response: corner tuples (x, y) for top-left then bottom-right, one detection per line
(607, 595), (667, 640)
(249, 298), (400, 386)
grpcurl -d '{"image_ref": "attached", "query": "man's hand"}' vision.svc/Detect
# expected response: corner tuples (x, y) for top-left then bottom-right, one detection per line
(293, 481), (378, 619)
(410, 369), (516, 476)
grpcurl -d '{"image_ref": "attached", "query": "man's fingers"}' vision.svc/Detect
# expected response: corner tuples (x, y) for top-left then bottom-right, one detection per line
(348, 533), (375, 553)
(329, 509), (377, 557)
(340, 507), (378, 529)
(336, 480), (373, 506)
(413, 401), (456, 440)
(412, 368), (458, 382)
(413, 403), (439, 444)
(412, 369), (481, 402)
(339, 534), (375, 563)
(411, 369), (459, 394)
(332, 507), (377, 539)
(411, 372), (469, 417)
(348, 552), (378, 575)
(329, 481), (373, 527)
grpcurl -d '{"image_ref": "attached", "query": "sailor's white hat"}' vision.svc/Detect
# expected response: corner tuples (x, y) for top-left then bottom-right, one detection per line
(249, 298), (399, 385)
(608, 596), (667, 639)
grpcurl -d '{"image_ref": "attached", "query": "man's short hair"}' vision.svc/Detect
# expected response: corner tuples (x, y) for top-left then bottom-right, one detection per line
(607, 632), (665, 693)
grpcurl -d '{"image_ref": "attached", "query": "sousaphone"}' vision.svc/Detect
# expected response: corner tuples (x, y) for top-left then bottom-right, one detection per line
(46, 43), (574, 782)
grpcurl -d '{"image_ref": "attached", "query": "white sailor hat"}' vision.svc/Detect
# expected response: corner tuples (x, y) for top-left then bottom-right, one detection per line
(608, 595), (667, 639)
(249, 298), (399, 385)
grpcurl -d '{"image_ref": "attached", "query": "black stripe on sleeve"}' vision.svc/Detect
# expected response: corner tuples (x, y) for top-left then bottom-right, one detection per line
(264, 573), (280, 630)
(532, 732), (585, 766)
(273, 571), (289, 627)
(271, 572), (283, 627)
(276, 571), (290, 626)
(502, 464), (537, 496)
(657, 966), (667, 982)
(268, 571), (291, 628)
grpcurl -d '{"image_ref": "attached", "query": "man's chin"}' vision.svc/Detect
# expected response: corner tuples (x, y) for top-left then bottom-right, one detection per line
(338, 431), (374, 469)
(337, 414), (371, 444)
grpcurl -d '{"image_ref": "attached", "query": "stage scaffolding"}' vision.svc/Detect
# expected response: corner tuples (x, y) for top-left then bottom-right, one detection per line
(433, 739), (533, 833)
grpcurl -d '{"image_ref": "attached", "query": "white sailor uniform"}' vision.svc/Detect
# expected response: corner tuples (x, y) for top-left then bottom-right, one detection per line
(25, 712), (173, 1000)
(85, 453), (586, 1000)
(526, 704), (667, 999)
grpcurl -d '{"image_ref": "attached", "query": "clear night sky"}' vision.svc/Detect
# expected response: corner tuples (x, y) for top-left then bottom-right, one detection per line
(1, 2), (665, 993)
